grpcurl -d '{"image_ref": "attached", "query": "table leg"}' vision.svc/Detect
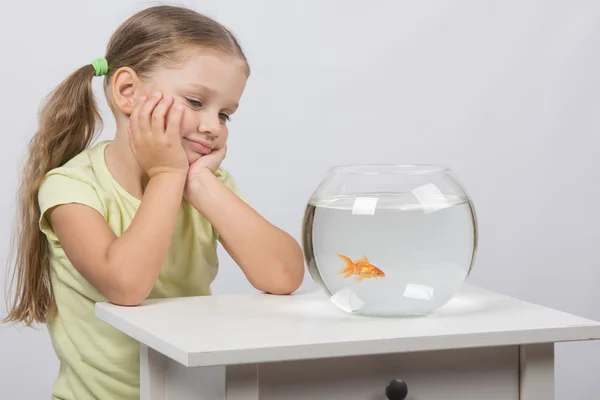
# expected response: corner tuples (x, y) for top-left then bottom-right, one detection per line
(140, 344), (226, 400)
(140, 344), (167, 400)
(226, 364), (258, 400)
(519, 343), (554, 399)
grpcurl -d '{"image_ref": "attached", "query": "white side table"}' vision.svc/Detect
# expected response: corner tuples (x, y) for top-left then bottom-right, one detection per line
(96, 284), (600, 399)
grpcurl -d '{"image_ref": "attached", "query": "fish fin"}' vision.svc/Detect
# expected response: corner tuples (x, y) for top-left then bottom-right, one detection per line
(355, 276), (364, 282)
(337, 254), (355, 276)
(358, 256), (369, 263)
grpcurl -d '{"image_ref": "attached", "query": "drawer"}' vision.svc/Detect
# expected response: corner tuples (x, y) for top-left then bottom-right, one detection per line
(257, 345), (519, 400)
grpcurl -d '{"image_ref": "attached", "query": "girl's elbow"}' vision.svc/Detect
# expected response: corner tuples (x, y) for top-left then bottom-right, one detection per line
(105, 276), (152, 306)
(107, 289), (147, 307)
(268, 281), (302, 295)
(267, 260), (305, 295)
(109, 296), (144, 307)
(287, 261), (306, 292)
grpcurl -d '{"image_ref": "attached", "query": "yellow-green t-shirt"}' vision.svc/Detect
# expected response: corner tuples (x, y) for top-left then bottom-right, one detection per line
(37, 140), (246, 400)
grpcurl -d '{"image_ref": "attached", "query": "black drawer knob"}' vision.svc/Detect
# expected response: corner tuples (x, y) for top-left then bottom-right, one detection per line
(385, 379), (408, 400)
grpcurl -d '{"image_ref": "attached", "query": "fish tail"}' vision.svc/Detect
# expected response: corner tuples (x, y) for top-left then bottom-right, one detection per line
(337, 254), (355, 277)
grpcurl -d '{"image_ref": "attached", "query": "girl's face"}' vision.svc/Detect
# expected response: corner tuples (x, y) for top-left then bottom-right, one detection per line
(136, 49), (248, 164)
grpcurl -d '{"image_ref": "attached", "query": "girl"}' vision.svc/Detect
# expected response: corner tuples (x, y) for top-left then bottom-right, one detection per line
(3, 5), (305, 399)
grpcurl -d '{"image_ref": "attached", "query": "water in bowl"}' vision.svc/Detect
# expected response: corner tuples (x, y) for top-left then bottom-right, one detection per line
(303, 193), (477, 317)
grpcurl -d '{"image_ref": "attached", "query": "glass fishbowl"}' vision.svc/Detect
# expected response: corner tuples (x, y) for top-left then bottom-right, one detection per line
(301, 164), (478, 317)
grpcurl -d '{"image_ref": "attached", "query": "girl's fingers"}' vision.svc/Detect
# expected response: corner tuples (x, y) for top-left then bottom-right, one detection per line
(139, 92), (163, 137)
(165, 104), (184, 137)
(151, 95), (173, 136)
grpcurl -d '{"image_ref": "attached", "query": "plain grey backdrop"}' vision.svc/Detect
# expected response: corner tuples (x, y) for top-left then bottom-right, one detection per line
(1, 0), (599, 398)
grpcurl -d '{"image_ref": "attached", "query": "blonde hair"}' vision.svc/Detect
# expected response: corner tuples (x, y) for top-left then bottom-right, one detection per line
(3, 5), (248, 326)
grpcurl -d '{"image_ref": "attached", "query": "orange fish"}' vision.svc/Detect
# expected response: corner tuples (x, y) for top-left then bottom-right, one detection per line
(337, 254), (385, 281)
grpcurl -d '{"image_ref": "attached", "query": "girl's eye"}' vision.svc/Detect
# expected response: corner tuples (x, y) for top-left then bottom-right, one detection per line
(186, 98), (202, 107)
(185, 98), (230, 122)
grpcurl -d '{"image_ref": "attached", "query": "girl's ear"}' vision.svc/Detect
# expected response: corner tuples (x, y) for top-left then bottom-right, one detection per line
(111, 67), (141, 115)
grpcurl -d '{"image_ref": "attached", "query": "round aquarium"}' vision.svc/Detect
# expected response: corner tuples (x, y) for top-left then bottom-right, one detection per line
(301, 164), (478, 317)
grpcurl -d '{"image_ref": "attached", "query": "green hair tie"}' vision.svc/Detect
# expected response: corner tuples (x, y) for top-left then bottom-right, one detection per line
(91, 57), (108, 77)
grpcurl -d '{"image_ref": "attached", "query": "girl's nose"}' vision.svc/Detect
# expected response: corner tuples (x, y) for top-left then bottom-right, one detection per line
(197, 114), (220, 139)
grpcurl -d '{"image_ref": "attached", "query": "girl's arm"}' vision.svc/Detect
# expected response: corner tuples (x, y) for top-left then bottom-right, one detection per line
(185, 170), (305, 295)
(48, 172), (187, 306)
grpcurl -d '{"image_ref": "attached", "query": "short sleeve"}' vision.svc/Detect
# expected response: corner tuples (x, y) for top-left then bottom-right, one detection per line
(38, 171), (105, 241)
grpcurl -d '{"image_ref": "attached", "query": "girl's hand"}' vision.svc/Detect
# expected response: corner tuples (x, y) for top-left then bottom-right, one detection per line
(184, 144), (227, 199)
(189, 144), (227, 177)
(128, 92), (188, 178)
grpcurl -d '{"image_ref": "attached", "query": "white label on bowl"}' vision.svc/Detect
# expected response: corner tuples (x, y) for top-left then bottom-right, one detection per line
(412, 183), (450, 214)
(404, 284), (434, 300)
(351, 197), (378, 215)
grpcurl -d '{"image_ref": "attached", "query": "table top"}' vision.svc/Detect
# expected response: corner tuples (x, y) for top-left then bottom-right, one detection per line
(95, 284), (600, 367)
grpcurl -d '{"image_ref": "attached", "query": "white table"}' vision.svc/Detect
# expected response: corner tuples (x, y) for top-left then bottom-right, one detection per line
(96, 284), (600, 399)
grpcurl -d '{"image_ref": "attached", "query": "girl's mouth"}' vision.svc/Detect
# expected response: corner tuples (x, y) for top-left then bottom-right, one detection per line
(184, 137), (212, 155)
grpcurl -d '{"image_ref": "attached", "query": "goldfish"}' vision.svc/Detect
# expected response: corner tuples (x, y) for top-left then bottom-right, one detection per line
(337, 254), (385, 281)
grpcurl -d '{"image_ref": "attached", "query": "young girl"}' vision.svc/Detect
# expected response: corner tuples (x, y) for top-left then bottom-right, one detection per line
(3, 5), (305, 399)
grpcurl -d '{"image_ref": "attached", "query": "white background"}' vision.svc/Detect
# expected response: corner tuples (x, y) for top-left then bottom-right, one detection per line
(1, 0), (599, 398)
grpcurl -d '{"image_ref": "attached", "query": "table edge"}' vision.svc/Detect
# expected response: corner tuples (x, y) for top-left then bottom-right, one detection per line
(95, 301), (600, 368)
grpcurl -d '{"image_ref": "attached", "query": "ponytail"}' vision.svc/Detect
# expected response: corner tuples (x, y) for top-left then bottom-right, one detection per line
(3, 63), (103, 326)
